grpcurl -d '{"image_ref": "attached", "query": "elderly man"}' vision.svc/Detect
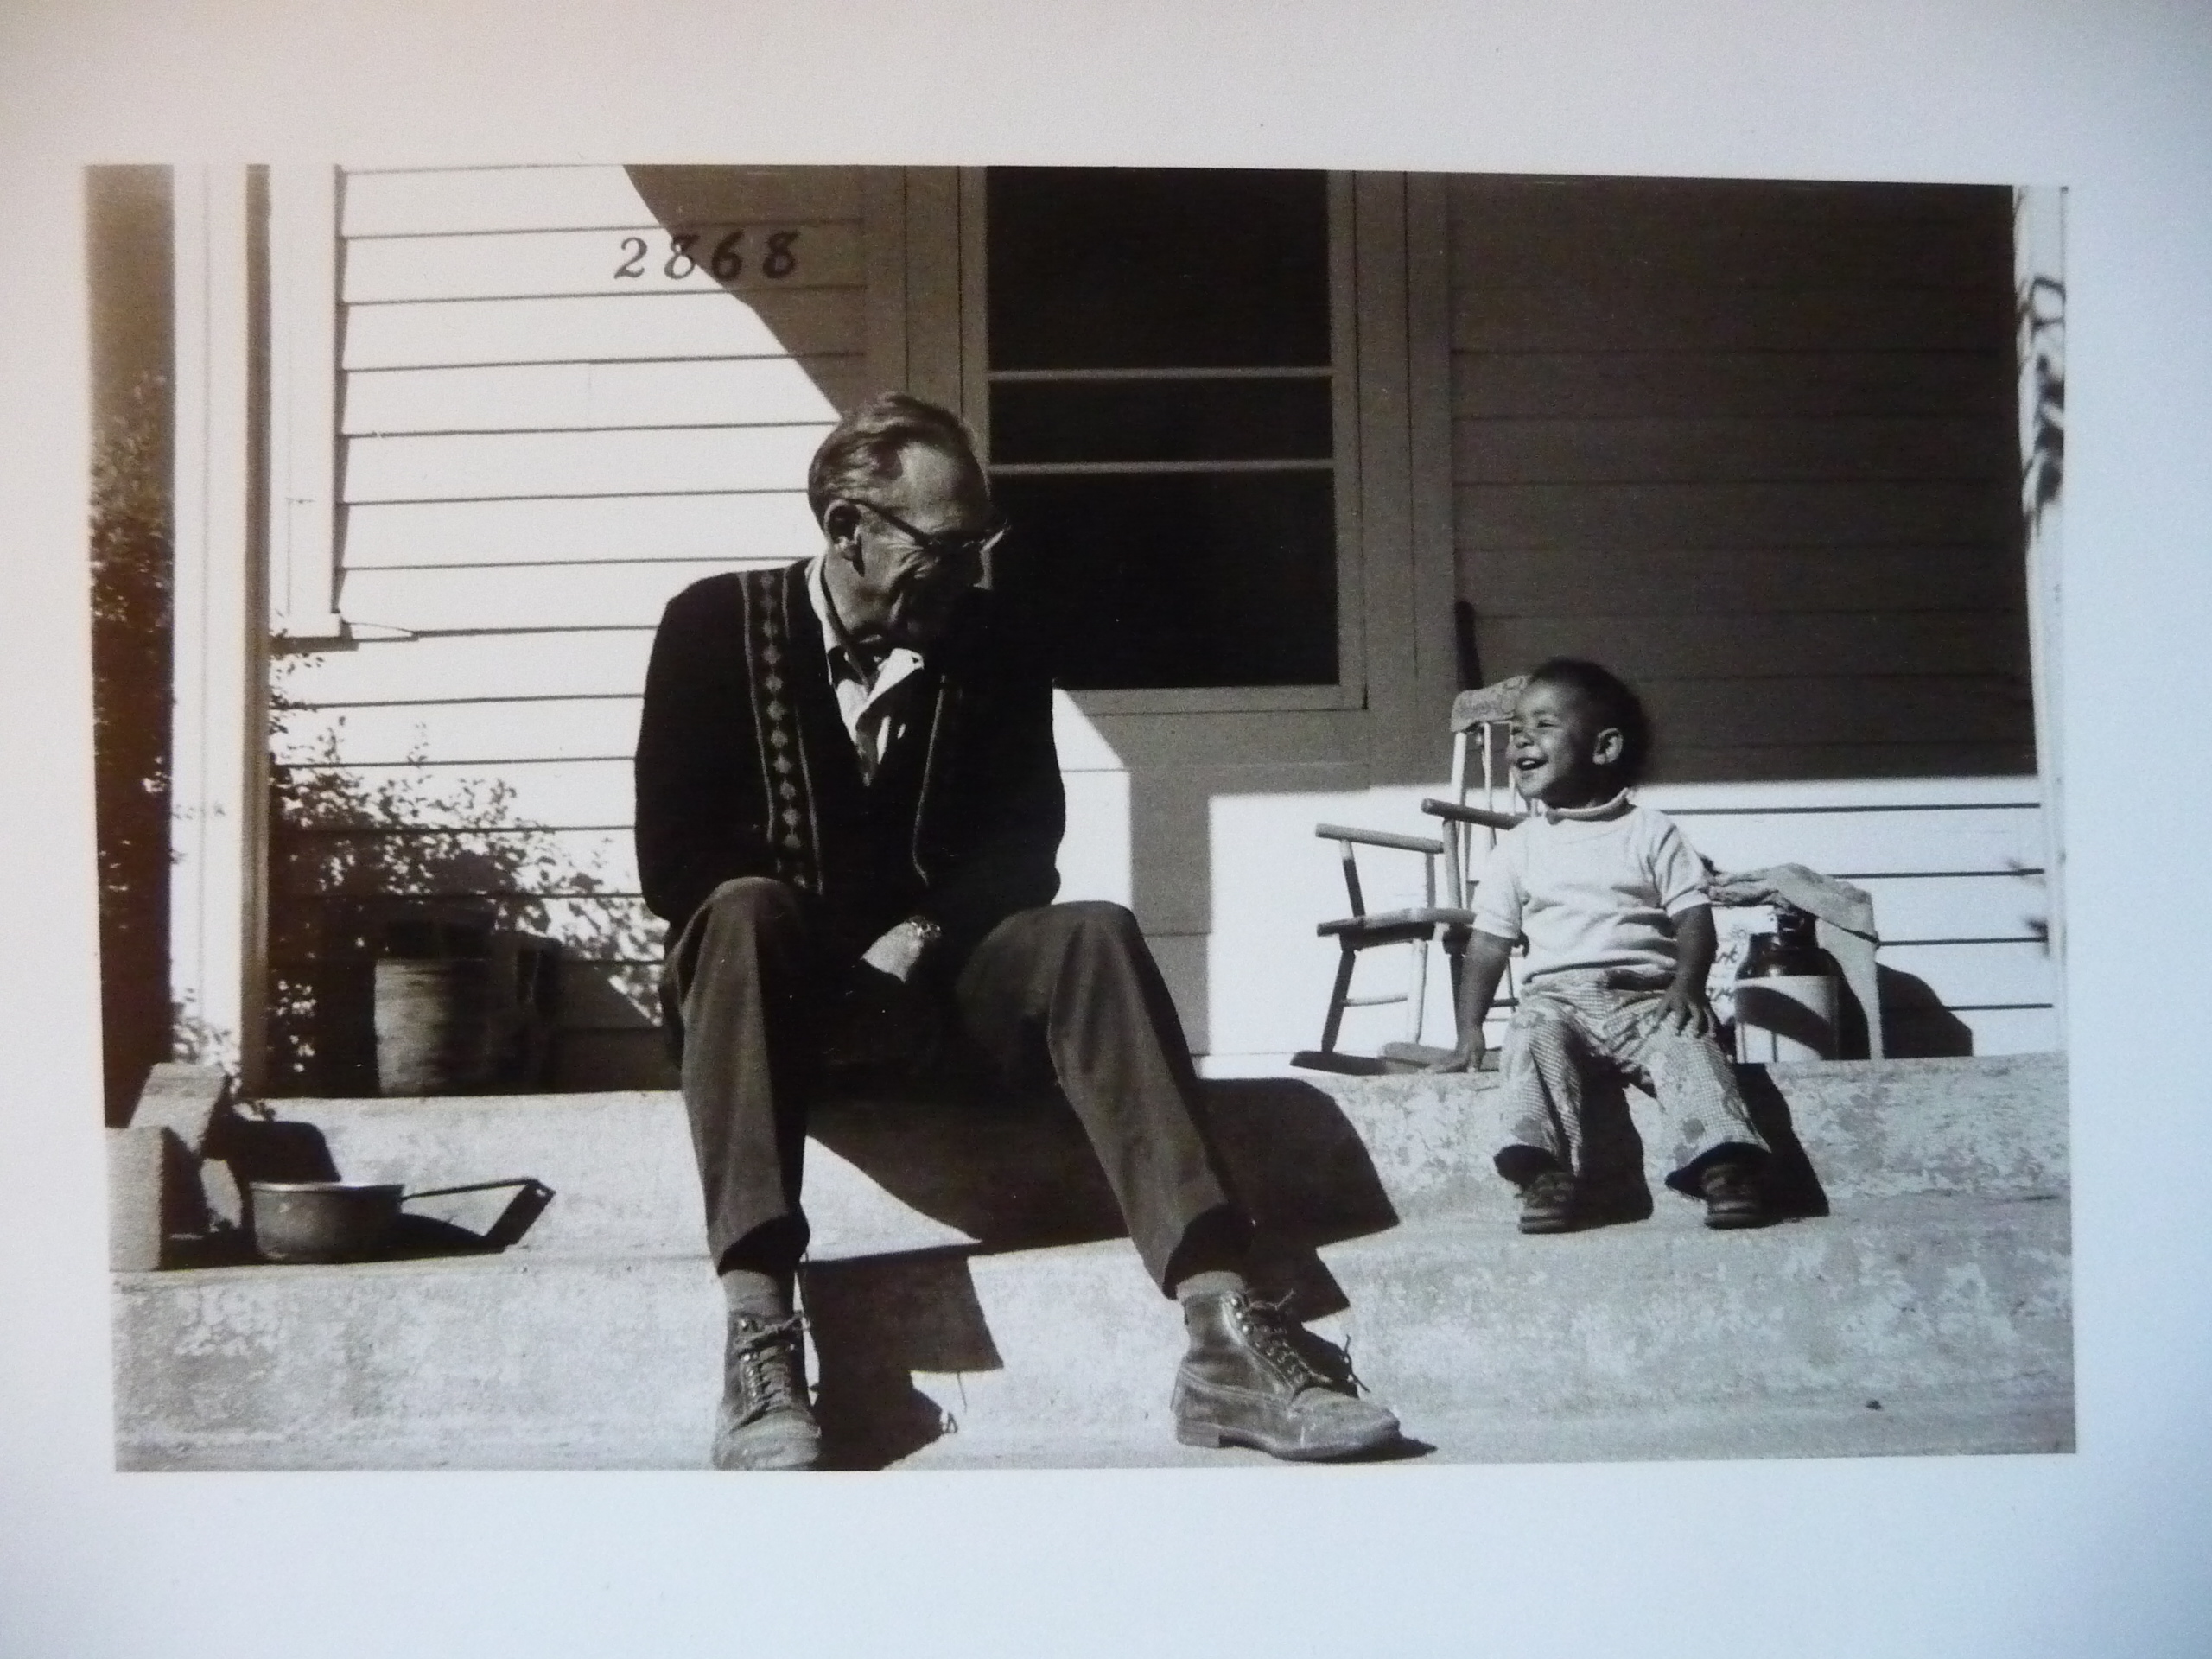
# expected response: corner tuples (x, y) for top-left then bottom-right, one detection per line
(636, 391), (1398, 1469)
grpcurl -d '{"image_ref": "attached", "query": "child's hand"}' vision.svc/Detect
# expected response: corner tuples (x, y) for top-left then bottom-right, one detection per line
(1658, 982), (1713, 1038)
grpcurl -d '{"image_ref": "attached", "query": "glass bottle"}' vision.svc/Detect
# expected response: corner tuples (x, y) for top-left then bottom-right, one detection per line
(1734, 906), (1841, 1062)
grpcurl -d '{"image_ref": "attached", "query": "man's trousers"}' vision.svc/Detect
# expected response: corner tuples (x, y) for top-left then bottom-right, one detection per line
(1497, 969), (1770, 1192)
(659, 877), (1244, 1292)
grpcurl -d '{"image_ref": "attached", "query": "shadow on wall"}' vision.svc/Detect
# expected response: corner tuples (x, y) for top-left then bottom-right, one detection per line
(267, 168), (870, 1097)
(622, 164), (866, 402)
(1879, 965), (1977, 1058)
(264, 711), (668, 1096)
(620, 163), (1449, 1067)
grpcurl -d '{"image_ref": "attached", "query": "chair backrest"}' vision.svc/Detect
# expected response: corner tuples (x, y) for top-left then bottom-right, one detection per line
(1449, 677), (1526, 734)
(1439, 676), (1529, 908)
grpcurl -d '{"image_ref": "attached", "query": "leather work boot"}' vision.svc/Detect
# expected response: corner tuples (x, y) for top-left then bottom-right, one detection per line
(711, 1312), (821, 1471)
(1516, 1168), (1580, 1234)
(1699, 1160), (1768, 1230)
(1172, 1290), (1400, 1461)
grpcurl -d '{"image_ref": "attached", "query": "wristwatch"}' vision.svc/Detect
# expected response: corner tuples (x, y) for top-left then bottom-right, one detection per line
(904, 915), (944, 952)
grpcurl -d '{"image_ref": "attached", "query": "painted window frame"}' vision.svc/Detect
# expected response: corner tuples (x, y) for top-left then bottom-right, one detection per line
(266, 163), (345, 641)
(951, 168), (1363, 716)
(875, 167), (1457, 779)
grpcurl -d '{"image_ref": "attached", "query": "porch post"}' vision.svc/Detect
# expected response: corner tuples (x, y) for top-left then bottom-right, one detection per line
(266, 164), (343, 641)
(2016, 187), (2065, 1043)
(169, 165), (270, 1090)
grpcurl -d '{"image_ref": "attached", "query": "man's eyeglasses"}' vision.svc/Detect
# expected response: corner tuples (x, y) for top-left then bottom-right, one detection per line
(838, 497), (1007, 567)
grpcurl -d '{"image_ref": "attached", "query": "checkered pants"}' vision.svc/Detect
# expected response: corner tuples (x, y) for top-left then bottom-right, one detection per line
(1499, 970), (1769, 1185)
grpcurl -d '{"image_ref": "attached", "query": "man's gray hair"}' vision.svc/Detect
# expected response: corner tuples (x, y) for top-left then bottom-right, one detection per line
(806, 391), (986, 525)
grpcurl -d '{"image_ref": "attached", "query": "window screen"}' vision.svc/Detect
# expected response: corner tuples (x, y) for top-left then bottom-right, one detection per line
(984, 168), (1340, 690)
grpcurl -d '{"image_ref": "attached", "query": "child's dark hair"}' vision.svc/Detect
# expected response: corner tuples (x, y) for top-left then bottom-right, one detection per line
(1525, 657), (1652, 785)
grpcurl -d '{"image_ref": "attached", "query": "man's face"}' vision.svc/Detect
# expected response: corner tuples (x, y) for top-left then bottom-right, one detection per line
(827, 442), (996, 652)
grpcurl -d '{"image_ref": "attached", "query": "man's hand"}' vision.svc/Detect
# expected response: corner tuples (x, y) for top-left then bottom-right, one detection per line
(1658, 981), (1713, 1038)
(859, 917), (938, 983)
(827, 958), (941, 1080)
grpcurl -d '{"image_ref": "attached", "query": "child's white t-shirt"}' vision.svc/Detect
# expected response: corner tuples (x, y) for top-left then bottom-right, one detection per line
(1471, 795), (1710, 983)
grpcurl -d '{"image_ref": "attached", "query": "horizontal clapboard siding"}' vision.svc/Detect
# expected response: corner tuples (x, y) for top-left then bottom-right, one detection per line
(1472, 612), (2027, 679)
(270, 164), (873, 1094)
(1452, 350), (2013, 419)
(342, 289), (867, 369)
(1450, 284), (2014, 354)
(1450, 175), (2031, 785)
(1459, 480), (2017, 550)
(1462, 545), (2024, 616)
(269, 808), (2052, 908)
(344, 358), (867, 435)
(260, 167), (2058, 1090)
(1455, 416), (2017, 484)
(281, 629), (655, 702)
(343, 423), (834, 503)
(1444, 175), (2053, 1048)
(341, 494), (817, 569)
(341, 166), (864, 236)
(335, 556), (788, 632)
(344, 223), (863, 302)
(1448, 182), (2012, 287)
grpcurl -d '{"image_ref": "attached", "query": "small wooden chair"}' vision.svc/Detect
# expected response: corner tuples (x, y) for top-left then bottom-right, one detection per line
(1292, 678), (1528, 1074)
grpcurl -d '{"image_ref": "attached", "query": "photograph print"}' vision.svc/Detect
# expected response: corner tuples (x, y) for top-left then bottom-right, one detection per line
(89, 161), (2069, 1471)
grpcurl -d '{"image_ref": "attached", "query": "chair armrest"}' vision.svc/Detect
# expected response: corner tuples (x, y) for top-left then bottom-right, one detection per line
(1314, 823), (1446, 856)
(1420, 798), (1522, 831)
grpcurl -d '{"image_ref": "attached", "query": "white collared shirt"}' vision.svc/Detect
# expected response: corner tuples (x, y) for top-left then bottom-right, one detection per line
(805, 556), (927, 783)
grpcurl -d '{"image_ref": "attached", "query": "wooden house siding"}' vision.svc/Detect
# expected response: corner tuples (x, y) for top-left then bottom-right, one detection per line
(271, 164), (872, 1089)
(1446, 175), (2053, 1054)
(253, 167), (2056, 1091)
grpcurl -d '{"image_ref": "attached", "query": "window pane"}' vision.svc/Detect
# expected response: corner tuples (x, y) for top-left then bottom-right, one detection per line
(990, 378), (1333, 465)
(993, 473), (1338, 689)
(987, 169), (1331, 370)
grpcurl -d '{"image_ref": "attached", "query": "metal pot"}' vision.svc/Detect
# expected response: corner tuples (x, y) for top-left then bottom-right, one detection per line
(248, 1180), (404, 1263)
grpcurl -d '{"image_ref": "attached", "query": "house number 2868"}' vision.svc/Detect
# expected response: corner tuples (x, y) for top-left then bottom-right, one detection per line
(613, 229), (800, 282)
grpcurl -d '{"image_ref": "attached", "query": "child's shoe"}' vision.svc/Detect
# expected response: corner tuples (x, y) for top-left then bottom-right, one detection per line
(1516, 1169), (1580, 1234)
(1699, 1160), (1766, 1230)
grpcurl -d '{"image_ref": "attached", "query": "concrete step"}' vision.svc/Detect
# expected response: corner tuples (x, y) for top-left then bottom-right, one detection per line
(899, 1389), (2077, 1471)
(223, 1055), (2065, 1262)
(114, 1389), (2075, 1473)
(114, 1192), (2070, 1471)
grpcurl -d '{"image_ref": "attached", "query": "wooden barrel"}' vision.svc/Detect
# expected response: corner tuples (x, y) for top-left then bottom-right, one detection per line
(373, 958), (497, 1096)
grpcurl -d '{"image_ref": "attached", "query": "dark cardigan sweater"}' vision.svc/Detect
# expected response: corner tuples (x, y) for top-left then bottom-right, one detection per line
(633, 560), (1065, 957)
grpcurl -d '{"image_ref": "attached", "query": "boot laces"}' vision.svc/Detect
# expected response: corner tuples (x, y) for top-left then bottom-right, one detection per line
(730, 1313), (807, 1415)
(1233, 1294), (1331, 1393)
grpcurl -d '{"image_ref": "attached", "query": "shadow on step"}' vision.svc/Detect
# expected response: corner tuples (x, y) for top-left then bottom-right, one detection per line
(1201, 1082), (1403, 1246)
(795, 1243), (1421, 1470)
(1494, 1068), (1830, 1227)
(802, 1249), (995, 1470)
(181, 1116), (559, 1265)
(780, 1082), (1410, 1468)
(807, 1079), (1402, 1260)
(1732, 1067), (1831, 1220)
